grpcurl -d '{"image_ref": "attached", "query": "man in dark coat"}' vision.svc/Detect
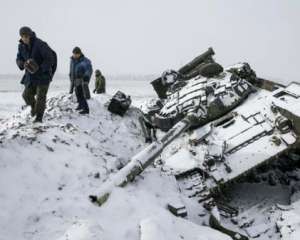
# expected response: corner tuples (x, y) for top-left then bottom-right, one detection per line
(16, 26), (57, 123)
(69, 47), (93, 114)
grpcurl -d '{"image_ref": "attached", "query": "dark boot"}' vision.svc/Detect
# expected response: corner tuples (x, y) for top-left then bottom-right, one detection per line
(30, 106), (36, 117)
(75, 105), (83, 111)
(75, 85), (89, 114)
(69, 80), (75, 94)
(34, 85), (49, 123)
(33, 115), (43, 123)
(79, 109), (89, 115)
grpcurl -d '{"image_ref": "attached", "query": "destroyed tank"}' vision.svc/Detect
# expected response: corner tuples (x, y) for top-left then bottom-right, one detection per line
(91, 48), (300, 211)
(141, 48), (258, 132)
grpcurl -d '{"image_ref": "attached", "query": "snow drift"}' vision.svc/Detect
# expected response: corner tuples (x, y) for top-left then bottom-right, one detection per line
(0, 93), (230, 240)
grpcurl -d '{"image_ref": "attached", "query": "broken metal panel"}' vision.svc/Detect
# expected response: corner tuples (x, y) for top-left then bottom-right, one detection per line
(167, 201), (188, 218)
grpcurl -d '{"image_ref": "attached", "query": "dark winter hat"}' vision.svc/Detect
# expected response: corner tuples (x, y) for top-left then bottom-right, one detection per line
(72, 47), (82, 54)
(19, 26), (33, 37)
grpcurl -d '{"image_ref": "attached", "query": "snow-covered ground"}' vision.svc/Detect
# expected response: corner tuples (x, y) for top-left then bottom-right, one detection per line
(0, 76), (233, 240)
(0, 75), (156, 119)
(1, 74), (300, 240)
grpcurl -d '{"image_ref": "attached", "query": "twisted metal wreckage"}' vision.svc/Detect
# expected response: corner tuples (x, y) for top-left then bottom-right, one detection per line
(90, 48), (300, 238)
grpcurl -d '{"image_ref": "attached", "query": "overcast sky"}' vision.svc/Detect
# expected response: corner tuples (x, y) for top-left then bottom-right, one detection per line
(0, 0), (299, 83)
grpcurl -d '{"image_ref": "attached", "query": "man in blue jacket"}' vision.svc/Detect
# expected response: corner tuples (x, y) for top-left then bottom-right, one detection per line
(16, 26), (57, 123)
(69, 47), (93, 114)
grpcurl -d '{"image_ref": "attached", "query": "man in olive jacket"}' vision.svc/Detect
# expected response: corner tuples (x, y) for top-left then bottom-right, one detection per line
(16, 26), (57, 123)
(93, 69), (106, 94)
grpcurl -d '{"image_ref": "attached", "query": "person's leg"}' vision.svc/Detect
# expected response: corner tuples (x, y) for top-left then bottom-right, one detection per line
(75, 84), (83, 110)
(69, 79), (75, 94)
(76, 84), (89, 114)
(83, 82), (91, 99)
(35, 84), (49, 122)
(22, 85), (37, 116)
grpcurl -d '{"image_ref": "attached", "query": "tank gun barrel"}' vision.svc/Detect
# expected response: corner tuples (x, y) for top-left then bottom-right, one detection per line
(178, 47), (215, 75)
(92, 116), (195, 206)
(151, 47), (216, 99)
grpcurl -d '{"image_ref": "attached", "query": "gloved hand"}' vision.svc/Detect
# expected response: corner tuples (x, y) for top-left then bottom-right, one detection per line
(93, 89), (96, 93)
(24, 59), (39, 74)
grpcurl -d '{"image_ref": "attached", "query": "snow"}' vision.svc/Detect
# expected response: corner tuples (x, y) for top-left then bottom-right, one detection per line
(0, 92), (23, 119)
(140, 216), (231, 240)
(0, 93), (146, 240)
(1, 75), (300, 240)
(0, 82), (230, 240)
(164, 148), (198, 173)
